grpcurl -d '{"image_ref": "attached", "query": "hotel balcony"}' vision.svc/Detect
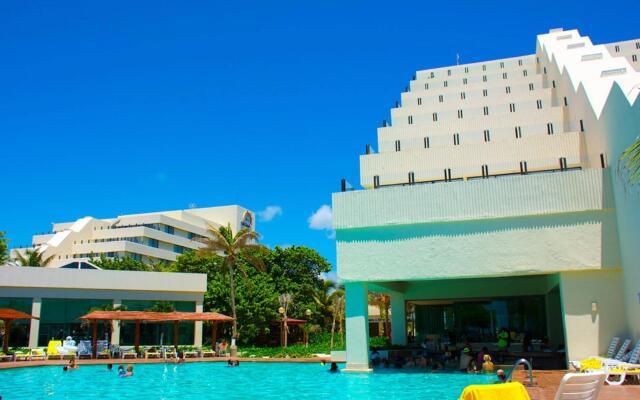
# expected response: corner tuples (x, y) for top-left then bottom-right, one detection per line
(332, 168), (619, 282)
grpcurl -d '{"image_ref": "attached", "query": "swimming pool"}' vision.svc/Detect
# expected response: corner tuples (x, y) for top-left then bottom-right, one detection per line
(0, 363), (495, 399)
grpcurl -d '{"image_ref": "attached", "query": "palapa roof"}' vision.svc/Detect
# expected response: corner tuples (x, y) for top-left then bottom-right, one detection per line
(78, 310), (234, 322)
(0, 308), (39, 321)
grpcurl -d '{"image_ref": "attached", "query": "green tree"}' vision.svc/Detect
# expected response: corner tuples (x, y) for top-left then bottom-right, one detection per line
(14, 248), (55, 267)
(197, 223), (267, 341)
(90, 255), (149, 271)
(265, 246), (331, 325)
(313, 279), (337, 330)
(620, 137), (640, 186)
(0, 231), (8, 264)
(147, 301), (176, 312)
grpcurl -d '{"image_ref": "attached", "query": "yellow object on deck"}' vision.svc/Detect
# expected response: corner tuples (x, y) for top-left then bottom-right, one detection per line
(459, 382), (531, 400)
(47, 340), (62, 355)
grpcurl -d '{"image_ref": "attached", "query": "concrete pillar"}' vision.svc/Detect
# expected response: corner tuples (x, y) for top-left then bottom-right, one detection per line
(344, 282), (371, 371)
(391, 293), (407, 346)
(111, 299), (122, 346)
(28, 297), (42, 348)
(194, 300), (203, 347)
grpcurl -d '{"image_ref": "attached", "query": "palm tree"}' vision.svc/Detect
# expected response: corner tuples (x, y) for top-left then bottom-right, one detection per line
(620, 137), (640, 186)
(14, 248), (55, 267)
(313, 280), (337, 329)
(368, 292), (391, 339)
(197, 223), (267, 344)
(329, 286), (345, 350)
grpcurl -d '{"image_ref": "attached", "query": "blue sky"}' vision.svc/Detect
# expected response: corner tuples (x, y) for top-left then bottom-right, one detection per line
(1, 1), (639, 272)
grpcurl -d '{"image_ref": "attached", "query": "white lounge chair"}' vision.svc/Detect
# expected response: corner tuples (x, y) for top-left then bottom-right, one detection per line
(554, 372), (605, 400)
(77, 340), (92, 358)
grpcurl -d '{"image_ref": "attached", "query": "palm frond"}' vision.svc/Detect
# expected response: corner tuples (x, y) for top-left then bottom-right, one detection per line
(14, 250), (28, 266)
(620, 137), (640, 186)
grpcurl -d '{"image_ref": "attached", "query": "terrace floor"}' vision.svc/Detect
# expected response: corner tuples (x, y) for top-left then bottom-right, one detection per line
(1, 359), (639, 399)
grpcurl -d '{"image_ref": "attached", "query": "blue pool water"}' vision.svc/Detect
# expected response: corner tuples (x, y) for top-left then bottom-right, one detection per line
(0, 363), (495, 399)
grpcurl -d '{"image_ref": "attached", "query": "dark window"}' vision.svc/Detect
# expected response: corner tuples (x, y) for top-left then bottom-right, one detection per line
(614, 45), (620, 53)
(453, 133), (460, 145)
(481, 165), (489, 178)
(457, 109), (464, 119)
(563, 97), (568, 106)
(547, 122), (554, 135)
(580, 119), (585, 132)
(447, 69), (451, 76)
(408, 116), (413, 125)
(433, 112), (438, 122)
(537, 100), (543, 109)
(529, 83), (534, 91)
(515, 126), (522, 138)
(518, 59), (523, 66)
(460, 92), (466, 100)
(483, 129), (491, 142)
(483, 106), (489, 116)
(600, 153), (606, 168)
(482, 64), (487, 71)
(502, 72), (508, 79)
(523, 70), (528, 77)
(483, 75), (487, 82)
(424, 137), (430, 148)
(633, 55), (637, 62)
(500, 61), (504, 69)
(544, 66), (547, 74)
(559, 157), (568, 170)
(395, 140), (401, 151)
(465, 67), (469, 73)
(417, 98), (422, 106)
(444, 168), (452, 181)
(439, 95), (444, 102)
(444, 80), (448, 88)
(373, 175), (380, 188)
(483, 89), (488, 97)
(520, 161), (528, 174)
(408, 172), (415, 184)
(425, 83), (429, 90)
(509, 103), (516, 112)
(505, 86), (511, 94)
(552, 80), (556, 88)
(463, 78), (468, 85)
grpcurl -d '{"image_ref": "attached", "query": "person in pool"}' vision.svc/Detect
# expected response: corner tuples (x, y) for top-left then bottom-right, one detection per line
(329, 362), (339, 373)
(120, 365), (134, 377)
(107, 364), (113, 371)
(482, 354), (494, 373)
(67, 358), (79, 370)
(496, 369), (508, 383)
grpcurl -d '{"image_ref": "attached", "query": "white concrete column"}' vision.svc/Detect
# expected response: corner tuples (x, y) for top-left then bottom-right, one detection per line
(344, 282), (371, 371)
(28, 297), (42, 348)
(194, 300), (203, 347)
(111, 299), (122, 346)
(391, 293), (407, 346)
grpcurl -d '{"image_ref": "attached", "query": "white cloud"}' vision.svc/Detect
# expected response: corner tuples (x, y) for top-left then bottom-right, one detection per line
(308, 204), (335, 239)
(257, 205), (283, 222)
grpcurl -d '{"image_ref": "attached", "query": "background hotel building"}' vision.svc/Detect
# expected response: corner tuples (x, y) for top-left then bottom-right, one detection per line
(11, 205), (254, 268)
(333, 29), (640, 370)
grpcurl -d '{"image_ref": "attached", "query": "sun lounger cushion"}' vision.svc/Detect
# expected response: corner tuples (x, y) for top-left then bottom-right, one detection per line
(459, 382), (531, 400)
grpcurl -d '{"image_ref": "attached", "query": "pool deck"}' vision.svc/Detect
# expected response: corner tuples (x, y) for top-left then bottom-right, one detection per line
(1, 360), (639, 399)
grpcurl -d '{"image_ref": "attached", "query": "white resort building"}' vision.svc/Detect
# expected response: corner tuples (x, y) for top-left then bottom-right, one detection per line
(333, 29), (640, 370)
(11, 205), (254, 267)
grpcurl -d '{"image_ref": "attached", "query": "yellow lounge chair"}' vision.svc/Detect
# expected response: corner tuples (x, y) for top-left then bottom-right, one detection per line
(29, 348), (47, 361)
(459, 382), (531, 400)
(46, 340), (63, 360)
(144, 348), (160, 359)
(13, 350), (30, 361)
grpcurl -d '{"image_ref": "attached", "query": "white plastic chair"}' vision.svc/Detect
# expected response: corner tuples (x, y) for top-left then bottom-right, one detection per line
(554, 372), (605, 400)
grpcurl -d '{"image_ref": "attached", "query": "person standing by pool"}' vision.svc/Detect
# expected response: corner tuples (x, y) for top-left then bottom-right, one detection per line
(459, 346), (473, 372)
(481, 355), (494, 373)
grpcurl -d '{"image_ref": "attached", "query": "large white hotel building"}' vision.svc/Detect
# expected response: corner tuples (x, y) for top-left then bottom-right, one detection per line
(12, 205), (254, 267)
(333, 29), (640, 370)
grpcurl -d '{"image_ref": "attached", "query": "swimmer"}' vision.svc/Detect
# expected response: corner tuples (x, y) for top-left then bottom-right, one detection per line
(120, 365), (134, 377)
(329, 362), (339, 373)
(107, 364), (113, 371)
(67, 358), (79, 370)
(496, 369), (508, 383)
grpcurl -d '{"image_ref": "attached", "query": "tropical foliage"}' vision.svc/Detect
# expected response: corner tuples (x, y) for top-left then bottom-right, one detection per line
(196, 223), (268, 341)
(0, 231), (8, 264)
(13, 248), (55, 267)
(620, 137), (640, 186)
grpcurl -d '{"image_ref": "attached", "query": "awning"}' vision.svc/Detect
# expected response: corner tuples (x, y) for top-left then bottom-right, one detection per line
(78, 310), (234, 322)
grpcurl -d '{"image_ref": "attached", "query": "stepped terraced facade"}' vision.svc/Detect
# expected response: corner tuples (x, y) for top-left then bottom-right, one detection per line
(12, 205), (254, 267)
(333, 29), (640, 371)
